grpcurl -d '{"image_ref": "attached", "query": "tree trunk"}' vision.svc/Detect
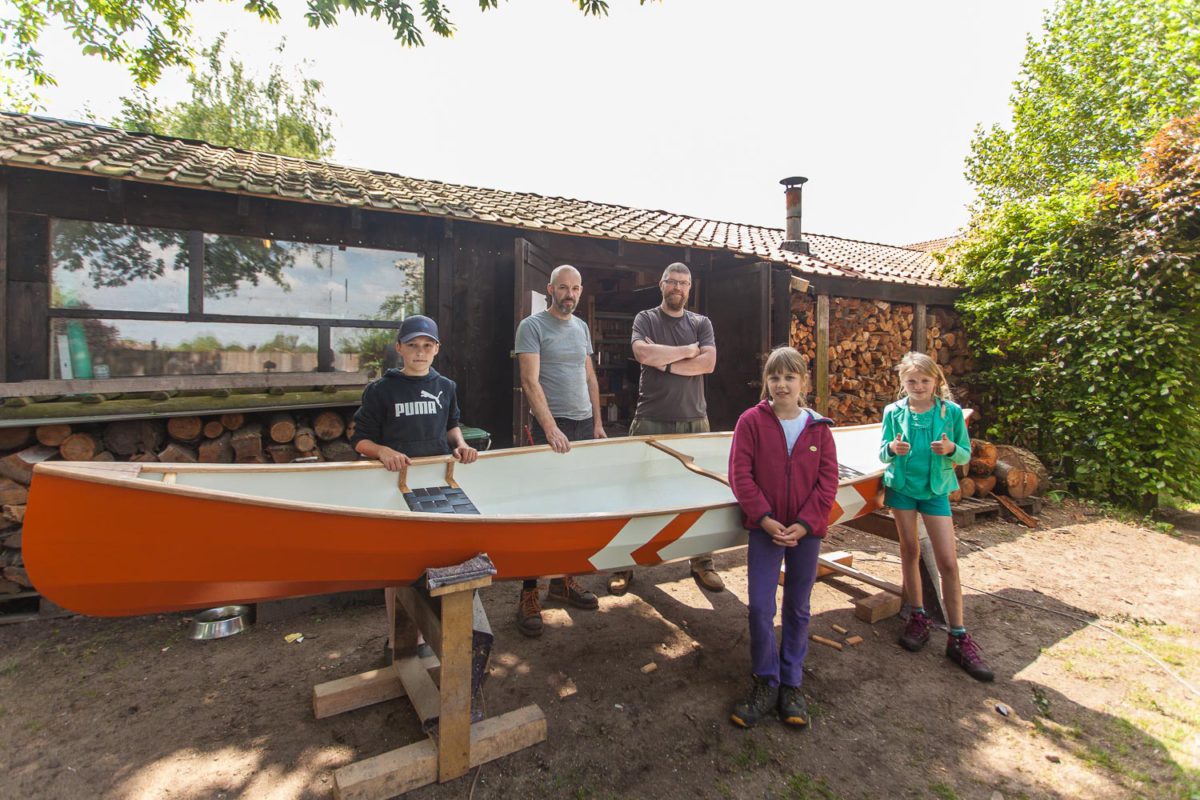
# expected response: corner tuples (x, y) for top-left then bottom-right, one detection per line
(198, 432), (234, 464)
(202, 419), (226, 439)
(35, 424), (72, 447)
(313, 411), (345, 441)
(994, 445), (1050, 495)
(969, 439), (997, 476)
(293, 426), (317, 453)
(166, 416), (204, 442)
(219, 413), (245, 432)
(266, 412), (297, 444)
(60, 432), (98, 461)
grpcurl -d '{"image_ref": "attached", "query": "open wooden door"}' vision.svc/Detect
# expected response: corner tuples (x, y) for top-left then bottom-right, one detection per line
(703, 262), (772, 431)
(512, 238), (555, 446)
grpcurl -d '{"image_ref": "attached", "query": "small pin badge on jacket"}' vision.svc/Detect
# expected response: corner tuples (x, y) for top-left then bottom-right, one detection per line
(809, 445), (817, 451)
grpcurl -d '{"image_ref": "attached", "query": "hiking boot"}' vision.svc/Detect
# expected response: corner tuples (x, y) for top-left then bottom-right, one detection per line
(517, 587), (543, 637)
(899, 610), (932, 652)
(730, 676), (779, 728)
(946, 632), (994, 682)
(691, 559), (725, 593)
(777, 685), (809, 728)
(607, 570), (634, 596)
(546, 576), (599, 610)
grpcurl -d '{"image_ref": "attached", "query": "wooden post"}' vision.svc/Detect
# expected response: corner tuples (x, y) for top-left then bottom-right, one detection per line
(815, 293), (830, 415)
(0, 173), (8, 383)
(915, 302), (927, 353)
(315, 568), (545, 800)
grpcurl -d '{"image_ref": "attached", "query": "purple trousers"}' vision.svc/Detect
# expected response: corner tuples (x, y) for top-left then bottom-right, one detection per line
(746, 529), (821, 688)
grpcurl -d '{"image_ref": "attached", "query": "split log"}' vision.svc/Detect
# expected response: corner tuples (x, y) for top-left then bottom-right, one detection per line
(994, 445), (1050, 495)
(994, 458), (1040, 500)
(0, 427), (34, 452)
(991, 493), (1039, 527)
(973, 475), (997, 498)
(969, 439), (997, 477)
(158, 442), (198, 464)
(198, 432), (234, 464)
(3, 566), (32, 588)
(313, 411), (345, 441)
(957, 476), (976, 499)
(293, 426), (317, 453)
(59, 432), (98, 461)
(202, 419), (226, 439)
(91, 451), (115, 462)
(266, 412), (297, 444)
(166, 416), (204, 442)
(2, 504), (25, 524)
(266, 443), (300, 464)
(219, 413), (245, 431)
(35, 424), (72, 447)
(0, 445), (58, 485)
(104, 420), (164, 457)
(230, 423), (263, 462)
(319, 439), (359, 462)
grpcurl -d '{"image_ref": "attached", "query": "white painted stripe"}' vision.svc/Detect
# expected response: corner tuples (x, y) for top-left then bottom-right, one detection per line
(588, 514), (672, 571)
(833, 485), (868, 524)
(655, 508), (746, 562)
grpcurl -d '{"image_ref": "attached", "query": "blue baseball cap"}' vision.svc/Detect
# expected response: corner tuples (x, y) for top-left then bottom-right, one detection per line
(397, 315), (440, 343)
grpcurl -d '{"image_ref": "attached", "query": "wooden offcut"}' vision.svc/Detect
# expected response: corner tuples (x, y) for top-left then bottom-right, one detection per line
(810, 634), (843, 651)
(853, 591), (902, 624)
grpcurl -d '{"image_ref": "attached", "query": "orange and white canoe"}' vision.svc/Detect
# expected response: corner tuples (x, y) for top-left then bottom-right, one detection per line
(24, 425), (887, 617)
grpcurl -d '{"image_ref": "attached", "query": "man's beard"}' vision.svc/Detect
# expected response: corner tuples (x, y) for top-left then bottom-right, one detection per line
(663, 293), (685, 311)
(554, 298), (576, 314)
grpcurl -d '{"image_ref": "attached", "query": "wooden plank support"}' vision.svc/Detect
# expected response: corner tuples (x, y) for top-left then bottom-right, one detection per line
(312, 654), (441, 720)
(435, 587), (474, 781)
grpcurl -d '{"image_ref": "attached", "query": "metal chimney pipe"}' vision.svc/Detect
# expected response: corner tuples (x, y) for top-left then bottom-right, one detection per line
(779, 176), (810, 255)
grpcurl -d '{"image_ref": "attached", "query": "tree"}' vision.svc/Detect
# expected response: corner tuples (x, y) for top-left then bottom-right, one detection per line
(948, 114), (1200, 508)
(965, 0), (1200, 205)
(1, 0), (657, 93)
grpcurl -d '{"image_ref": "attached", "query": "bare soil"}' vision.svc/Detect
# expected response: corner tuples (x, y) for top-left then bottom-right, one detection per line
(1, 500), (1197, 800)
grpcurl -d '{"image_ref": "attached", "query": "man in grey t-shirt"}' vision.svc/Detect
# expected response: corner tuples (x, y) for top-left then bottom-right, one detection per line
(608, 262), (726, 595)
(512, 264), (605, 637)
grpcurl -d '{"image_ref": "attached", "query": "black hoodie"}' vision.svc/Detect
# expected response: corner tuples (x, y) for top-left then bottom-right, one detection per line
(350, 367), (461, 457)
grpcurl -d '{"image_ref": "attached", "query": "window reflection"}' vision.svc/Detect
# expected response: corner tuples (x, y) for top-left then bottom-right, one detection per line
(50, 220), (188, 312)
(204, 235), (424, 320)
(50, 320), (319, 379)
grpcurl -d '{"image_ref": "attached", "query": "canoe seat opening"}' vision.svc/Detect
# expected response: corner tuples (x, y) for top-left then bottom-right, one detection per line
(403, 486), (481, 515)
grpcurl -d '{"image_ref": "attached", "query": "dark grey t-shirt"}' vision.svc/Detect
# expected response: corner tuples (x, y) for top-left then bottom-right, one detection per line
(631, 307), (715, 422)
(514, 310), (594, 420)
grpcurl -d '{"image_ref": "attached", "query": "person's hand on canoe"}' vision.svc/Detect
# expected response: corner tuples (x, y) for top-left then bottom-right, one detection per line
(375, 446), (412, 472)
(454, 444), (479, 464)
(592, 421), (608, 440)
(545, 425), (571, 454)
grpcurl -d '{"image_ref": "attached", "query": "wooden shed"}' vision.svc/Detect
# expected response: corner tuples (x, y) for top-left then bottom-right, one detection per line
(0, 112), (966, 446)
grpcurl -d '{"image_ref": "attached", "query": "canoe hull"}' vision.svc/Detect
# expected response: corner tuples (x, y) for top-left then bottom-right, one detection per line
(24, 432), (885, 617)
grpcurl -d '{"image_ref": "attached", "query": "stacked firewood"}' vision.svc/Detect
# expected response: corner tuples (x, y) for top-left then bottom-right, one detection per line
(950, 439), (1049, 503)
(0, 409), (362, 602)
(790, 296), (975, 425)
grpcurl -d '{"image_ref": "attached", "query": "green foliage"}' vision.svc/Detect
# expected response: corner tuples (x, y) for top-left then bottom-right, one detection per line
(114, 33), (334, 160)
(966, 0), (1200, 205)
(950, 114), (1200, 508)
(2, 1), (659, 94)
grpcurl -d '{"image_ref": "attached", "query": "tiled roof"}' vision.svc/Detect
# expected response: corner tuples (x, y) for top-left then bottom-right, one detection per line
(0, 112), (953, 288)
(902, 235), (960, 253)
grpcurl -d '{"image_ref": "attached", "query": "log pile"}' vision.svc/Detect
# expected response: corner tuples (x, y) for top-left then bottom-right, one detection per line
(0, 408), (363, 611)
(949, 439), (1048, 503)
(790, 296), (975, 425)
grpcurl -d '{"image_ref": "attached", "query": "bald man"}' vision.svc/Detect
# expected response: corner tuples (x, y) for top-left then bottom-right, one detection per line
(512, 264), (606, 636)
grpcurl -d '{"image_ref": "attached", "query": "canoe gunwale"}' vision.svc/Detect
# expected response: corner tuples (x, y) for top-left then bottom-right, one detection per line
(30, 430), (886, 526)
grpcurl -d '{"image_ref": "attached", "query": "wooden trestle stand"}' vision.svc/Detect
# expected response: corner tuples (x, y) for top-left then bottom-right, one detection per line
(312, 568), (546, 799)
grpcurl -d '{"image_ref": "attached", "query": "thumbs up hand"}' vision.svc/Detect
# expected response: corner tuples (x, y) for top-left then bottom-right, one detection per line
(890, 430), (910, 456)
(930, 433), (955, 456)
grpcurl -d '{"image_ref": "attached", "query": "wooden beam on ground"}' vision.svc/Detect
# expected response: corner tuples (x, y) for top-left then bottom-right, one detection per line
(817, 557), (901, 595)
(332, 705), (547, 800)
(991, 492), (1039, 527)
(312, 653), (441, 720)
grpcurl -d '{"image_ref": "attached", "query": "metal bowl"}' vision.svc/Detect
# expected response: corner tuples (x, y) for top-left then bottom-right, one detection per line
(189, 605), (251, 640)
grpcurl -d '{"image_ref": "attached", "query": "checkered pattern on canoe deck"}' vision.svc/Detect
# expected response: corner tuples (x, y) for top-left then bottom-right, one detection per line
(838, 464), (865, 479)
(403, 486), (481, 515)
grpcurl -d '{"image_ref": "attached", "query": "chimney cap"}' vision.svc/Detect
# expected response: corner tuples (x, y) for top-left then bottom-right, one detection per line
(779, 176), (809, 188)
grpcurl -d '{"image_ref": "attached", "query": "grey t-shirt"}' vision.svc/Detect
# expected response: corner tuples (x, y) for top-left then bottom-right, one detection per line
(632, 307), (716, 422)
(514, 310), (594, 421)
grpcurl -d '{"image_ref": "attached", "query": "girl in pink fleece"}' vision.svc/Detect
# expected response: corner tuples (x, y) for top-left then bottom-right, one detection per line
(727, 347), (839, 728)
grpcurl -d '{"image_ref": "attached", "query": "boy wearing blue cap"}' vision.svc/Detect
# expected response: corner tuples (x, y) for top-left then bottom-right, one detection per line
(351, 315), (478, 469)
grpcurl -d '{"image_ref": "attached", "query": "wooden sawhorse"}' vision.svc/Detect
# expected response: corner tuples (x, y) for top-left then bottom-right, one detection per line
(312, 574), (546, 799)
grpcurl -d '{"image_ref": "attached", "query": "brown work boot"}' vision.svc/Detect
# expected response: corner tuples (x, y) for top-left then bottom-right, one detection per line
(546, 576), (599, 610)
(691, 558), (725, 592)
(607, 570), (634, 596)
(517, 587), (543, 637)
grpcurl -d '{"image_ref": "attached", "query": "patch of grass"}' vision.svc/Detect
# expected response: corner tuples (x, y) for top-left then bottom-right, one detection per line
(733, 738), (771, 770)
(784, 772), (841, 800)
(0, 659), (19, 677)
(928, 782), (958, 800)
(1032, 686), (1052, 717)
(716, 781), (734, 799)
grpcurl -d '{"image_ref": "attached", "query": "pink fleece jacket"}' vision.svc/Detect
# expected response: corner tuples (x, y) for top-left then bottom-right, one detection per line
(728, 400), (840, 538)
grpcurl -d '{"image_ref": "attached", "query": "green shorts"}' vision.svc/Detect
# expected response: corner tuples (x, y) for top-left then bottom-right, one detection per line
(885, 488), (952, 517)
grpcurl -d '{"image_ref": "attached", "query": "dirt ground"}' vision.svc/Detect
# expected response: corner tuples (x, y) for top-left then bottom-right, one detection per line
(1, 500), (1197, 800)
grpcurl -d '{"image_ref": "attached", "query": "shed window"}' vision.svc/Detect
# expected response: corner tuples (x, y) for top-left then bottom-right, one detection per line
(50, 220), (188, 312)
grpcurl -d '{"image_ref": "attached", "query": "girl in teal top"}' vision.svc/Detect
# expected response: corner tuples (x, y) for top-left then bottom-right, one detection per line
(879, 352), (992, 682)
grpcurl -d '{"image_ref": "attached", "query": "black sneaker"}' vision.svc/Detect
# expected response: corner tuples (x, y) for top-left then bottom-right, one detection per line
(946, 632), (995, 682)
(730, 676), (779, 728)
(547, 576), (599, 610)
(777, 685), (808, 728)
(899, 610), (932, 652)
(517, 587), (543, 637)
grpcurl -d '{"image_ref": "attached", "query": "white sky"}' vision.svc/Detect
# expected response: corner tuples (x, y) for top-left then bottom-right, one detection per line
(23, 0), (1052, 246)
